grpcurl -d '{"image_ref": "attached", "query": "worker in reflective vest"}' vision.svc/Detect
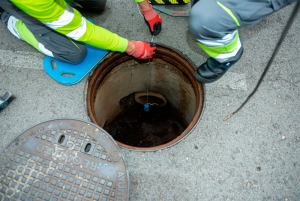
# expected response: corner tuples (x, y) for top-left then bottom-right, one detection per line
(0, 0), (162, 63)
(189, 0), (296, 84)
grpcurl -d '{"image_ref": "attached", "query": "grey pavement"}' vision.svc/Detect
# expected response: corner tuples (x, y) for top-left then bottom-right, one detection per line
(1, 1), (300, 200)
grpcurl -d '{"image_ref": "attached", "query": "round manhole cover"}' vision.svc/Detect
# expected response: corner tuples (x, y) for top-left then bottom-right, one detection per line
(0, 119), (129, 201)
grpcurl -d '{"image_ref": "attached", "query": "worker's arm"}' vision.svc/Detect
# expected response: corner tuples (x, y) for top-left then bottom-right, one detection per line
(11, 0), (127, 52)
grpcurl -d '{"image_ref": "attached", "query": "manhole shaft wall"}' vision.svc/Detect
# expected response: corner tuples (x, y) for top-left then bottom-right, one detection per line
(86, 44), (205, 151)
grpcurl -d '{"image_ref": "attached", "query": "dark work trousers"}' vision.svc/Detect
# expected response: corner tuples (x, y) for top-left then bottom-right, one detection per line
(188, 0), (297, 63)
(0, 0), (106, 64)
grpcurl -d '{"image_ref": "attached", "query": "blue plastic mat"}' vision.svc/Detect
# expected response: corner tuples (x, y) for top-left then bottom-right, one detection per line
(43, 45), (109, 85)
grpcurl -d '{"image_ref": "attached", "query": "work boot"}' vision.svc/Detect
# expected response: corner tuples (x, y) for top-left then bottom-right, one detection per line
(191, 0), (199, 6)
(0, 9), (12, 26)
(0, 7), (3, 18)
(194, 48), (243, 84)
(0, 91), (15, 112)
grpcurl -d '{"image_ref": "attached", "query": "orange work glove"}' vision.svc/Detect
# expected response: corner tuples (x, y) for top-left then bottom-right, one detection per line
(140, 5), (162, 36)
(128, 41), (156, 59)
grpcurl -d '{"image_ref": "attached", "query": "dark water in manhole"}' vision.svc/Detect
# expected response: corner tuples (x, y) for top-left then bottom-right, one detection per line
(103, 93), (188, 147)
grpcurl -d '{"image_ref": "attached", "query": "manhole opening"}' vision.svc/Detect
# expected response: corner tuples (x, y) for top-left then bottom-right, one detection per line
(103, 92), (188, 147)
(86, 44), (205, 151)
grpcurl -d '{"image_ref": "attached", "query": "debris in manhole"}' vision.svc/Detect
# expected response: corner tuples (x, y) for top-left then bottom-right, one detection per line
(86, 44), (206, 150)
(103, 93), (188, 147)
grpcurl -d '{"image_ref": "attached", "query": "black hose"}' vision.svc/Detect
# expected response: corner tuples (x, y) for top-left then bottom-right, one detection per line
(224, 0), (300, 121)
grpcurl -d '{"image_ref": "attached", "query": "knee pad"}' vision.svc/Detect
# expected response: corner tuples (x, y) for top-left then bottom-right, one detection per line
(72, 0), (107, 12)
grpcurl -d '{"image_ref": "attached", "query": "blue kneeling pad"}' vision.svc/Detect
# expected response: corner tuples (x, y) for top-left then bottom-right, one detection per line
(43, 45), (109, 85)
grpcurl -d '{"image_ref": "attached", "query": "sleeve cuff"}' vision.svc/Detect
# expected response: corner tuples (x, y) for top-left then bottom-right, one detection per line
(116, 37), (128, 52)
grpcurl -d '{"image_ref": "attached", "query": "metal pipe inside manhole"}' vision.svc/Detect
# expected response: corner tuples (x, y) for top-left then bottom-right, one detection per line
(86, 44), (205, 151)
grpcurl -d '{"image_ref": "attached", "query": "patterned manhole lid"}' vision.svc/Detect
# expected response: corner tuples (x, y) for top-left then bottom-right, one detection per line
(0, 119), (129, 201)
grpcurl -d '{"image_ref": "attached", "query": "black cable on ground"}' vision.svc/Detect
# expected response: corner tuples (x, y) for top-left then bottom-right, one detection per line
(224, 0), (300, 121)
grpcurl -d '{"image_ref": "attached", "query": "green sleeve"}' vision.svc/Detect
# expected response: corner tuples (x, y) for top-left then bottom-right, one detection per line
(80, 19), (128, 52)
(10, 0), (128, 52)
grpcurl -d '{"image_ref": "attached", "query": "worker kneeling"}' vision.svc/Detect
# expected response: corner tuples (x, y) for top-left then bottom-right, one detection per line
(189, 0), (296, 84)
(0, 0), (163, 64)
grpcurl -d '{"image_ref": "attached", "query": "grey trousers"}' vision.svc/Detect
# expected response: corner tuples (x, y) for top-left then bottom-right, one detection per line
(188, 0), (296, 62)
(0, 0), (106, 64)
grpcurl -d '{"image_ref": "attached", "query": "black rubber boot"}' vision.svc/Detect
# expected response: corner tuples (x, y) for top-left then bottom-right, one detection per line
(191, 0), (199, 6)
(0, 7), (3, 17)
(0, 10), (12, 26)
(194, 48), (243, 84)
(0, 91), (15, 112)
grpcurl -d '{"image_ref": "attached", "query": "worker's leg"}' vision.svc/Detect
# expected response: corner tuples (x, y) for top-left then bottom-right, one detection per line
(189, 0), (296, 83)
(0, 0), (87, 64)
(71, 0), (107, 12)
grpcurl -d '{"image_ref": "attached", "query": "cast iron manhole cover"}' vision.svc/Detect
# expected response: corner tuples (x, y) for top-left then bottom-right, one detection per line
(0, 119), (129, 201)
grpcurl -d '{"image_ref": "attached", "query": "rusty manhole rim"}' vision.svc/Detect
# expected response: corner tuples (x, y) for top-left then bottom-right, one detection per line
(85, 43), (206, 151)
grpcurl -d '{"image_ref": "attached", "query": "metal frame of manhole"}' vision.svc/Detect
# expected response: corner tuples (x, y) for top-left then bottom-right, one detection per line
(86, 43), (206, 151)
(0, 118), (129, 201)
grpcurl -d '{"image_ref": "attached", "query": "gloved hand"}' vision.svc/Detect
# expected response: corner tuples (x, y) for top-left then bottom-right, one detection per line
(140, 5), (162, 36)
(127, 40), (156, 59)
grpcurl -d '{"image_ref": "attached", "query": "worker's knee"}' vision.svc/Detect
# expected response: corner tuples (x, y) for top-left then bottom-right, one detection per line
(188, 1), (221, 40)
(68, 45), (87, 64)
(54, 44), (87, 64)
(73, 0), (107, 12)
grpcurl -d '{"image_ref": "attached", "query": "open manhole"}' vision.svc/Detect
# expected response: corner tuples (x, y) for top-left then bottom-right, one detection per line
(0, 119), (129, 201)
(86, 44), (205, 151)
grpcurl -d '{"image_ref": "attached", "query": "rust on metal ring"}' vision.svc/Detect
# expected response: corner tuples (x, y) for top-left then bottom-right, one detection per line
(86, 44), (205, 151)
